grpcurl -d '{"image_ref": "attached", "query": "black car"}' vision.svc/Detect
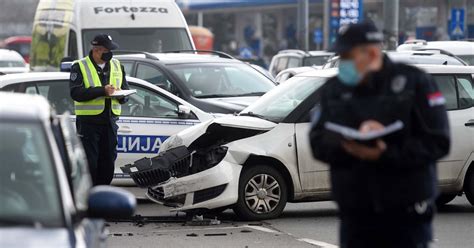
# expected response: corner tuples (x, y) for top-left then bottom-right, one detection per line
(115, 51), (276, 114)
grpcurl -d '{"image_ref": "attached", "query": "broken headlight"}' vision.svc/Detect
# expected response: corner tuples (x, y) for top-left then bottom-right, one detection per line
(190, 146), (228, 174)
(158, 135), (183, 156)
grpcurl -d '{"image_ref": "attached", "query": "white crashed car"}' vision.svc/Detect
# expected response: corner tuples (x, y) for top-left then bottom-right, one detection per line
(123, 65), (474, 220)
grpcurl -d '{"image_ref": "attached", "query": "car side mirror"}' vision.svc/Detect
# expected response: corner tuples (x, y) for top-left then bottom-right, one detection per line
(177, 105), (192, 118)
(87, 186), (136, 219)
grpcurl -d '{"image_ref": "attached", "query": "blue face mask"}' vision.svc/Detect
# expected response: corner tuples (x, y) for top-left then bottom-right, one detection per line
(338, 60), (362, 87)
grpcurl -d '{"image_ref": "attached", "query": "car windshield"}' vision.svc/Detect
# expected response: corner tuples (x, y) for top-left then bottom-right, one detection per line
(0, 122), (63, 227)
(458, 55), (474, 65)
(0, 60), (25, 67)
(241, 76), (327, 123)
(82, 28), (193, 56)
(303, 55), (332, 66)
(168, 63), (275, 98)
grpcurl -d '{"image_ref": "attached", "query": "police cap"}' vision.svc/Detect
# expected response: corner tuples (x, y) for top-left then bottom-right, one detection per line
(91, 34), (119, 50)
(330, 21), (383, 54)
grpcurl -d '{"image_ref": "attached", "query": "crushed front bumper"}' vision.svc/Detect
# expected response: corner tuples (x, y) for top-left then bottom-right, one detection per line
(146, 160), (242, 211)
(121, 146), (242, 211)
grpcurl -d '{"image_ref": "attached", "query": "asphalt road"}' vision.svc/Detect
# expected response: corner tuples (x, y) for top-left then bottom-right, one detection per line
(107, 195), (474, 248)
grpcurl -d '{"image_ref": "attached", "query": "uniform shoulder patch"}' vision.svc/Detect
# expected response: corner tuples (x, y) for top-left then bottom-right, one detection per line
(70, 72), (78, 81)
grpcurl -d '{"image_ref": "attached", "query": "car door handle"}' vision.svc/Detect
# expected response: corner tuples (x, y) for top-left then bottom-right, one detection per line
(465, 120), (474, 127)
(118, 126), (133, 133)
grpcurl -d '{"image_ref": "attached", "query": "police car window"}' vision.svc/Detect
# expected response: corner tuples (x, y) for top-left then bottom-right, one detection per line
(136, 63), (174, 92)
(36, 81), (74, 115)
(456, 75), (474, 109)
(433, 75), (458, 110)
(124, 84), (180, 118)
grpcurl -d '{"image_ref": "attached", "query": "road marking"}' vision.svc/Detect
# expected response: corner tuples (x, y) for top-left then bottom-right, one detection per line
(243, 225), (279, 233)
(297, 238), (339, 248)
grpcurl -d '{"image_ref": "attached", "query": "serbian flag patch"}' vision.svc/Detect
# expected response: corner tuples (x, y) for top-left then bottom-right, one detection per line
(427, 92), (446, 107)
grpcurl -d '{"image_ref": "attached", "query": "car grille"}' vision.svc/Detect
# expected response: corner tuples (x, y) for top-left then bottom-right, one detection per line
(121, 146), (191, 187)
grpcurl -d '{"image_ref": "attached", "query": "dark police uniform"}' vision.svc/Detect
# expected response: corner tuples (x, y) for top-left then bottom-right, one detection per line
(309, 24), (450, 248)
(70, 39), (129, 185)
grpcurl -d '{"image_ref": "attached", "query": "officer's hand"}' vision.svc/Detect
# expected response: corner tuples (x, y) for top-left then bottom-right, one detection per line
(342, 139), (387, 161)
(104, 84), (116, 96)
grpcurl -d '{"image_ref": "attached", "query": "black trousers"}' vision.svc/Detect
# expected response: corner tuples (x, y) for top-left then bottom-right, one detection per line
(76, 120), (118, 185)
(339, 203), (434, 248)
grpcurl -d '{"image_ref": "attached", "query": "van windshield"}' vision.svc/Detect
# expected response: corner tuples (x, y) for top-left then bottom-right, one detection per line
(82, 28), (193, 55)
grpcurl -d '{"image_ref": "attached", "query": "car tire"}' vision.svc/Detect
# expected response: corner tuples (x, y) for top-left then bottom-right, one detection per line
(233, 165), (287, 220)
(435, 193), (456, 207)
(464, 165), (474, 206)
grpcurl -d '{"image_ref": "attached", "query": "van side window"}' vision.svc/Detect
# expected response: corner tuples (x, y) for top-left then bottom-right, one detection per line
(433, 75), (457, 110)
(68, 30), (78, 60)
(456, 75), (474, 109)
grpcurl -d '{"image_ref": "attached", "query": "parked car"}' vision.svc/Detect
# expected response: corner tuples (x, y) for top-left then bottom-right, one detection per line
(115, 51), (276, 114)
(0, 92), (135, 247)
(2, 36), (31, 63)
(269, 50), (333, 77)
(0, 72), (213, 184)
(274, 66), (318, 84)
(397, 40), (474, 65)
(0, 49), (29, 74)
(322, 50), (468, 69)
(123, 65), (474, 220)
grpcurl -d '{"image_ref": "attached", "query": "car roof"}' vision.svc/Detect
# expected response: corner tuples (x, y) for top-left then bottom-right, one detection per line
(0, 49), (24, 61)
(0, 92), (51, 121)
(398, 41), (474, 56)
(296, 68), (338, 78)
(294, 65), (474, 79)
(276, 49), (333, 57)
(416, 64), (474, 74)
(0, 72), (208, 115)
(115, 53), (240, 65)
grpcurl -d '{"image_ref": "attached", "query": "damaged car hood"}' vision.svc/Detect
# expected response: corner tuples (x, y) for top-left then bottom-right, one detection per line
(169, 115), (277, 148)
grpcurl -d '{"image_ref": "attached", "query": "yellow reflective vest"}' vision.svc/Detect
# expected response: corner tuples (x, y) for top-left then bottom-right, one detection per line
(74, 57), (123, 116)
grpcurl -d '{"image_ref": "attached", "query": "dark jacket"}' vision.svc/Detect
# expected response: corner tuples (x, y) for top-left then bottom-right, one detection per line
(309, 55), (450, 213)
(70, 52), (129, 125)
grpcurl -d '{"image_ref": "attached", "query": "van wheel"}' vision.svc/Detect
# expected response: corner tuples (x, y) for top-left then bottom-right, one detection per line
(233, 165), (287, 220)
(435, 194), (456, 207)
(464, 165), (474, 206)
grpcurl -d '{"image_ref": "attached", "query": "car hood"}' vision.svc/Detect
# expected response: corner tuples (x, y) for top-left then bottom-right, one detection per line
(161, 115), (277, 151)
(0, 228), (70, 247)
(198, 96), (260, 112)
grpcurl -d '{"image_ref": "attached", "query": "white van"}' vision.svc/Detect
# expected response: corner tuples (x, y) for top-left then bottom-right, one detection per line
(397, 40), (474, 65)
(30, 0), (195, 71)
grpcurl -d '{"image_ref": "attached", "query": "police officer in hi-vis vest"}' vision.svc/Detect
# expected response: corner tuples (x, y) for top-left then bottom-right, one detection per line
(70, 34), (129, 185)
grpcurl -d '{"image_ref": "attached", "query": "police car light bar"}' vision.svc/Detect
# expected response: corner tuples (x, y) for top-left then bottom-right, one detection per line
(60, 61), (73, 72)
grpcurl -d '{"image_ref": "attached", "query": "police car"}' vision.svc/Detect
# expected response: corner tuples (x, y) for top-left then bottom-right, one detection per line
(0, 92), (135, 247)
(123, 65), (474, 220)
(0, 72), (213, 184)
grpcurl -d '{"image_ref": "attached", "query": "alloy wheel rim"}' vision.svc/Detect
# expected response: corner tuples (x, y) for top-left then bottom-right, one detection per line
(244, 174), (281, 214)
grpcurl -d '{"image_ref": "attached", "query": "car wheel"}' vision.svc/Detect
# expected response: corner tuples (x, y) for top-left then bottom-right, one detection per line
(435, 193), (456, 207)
(464, 165), (474, 206)
(233, 165), (287, 220)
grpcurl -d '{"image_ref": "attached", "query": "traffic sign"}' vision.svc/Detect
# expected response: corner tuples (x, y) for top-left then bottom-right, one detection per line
(449, 8), (465, 40)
